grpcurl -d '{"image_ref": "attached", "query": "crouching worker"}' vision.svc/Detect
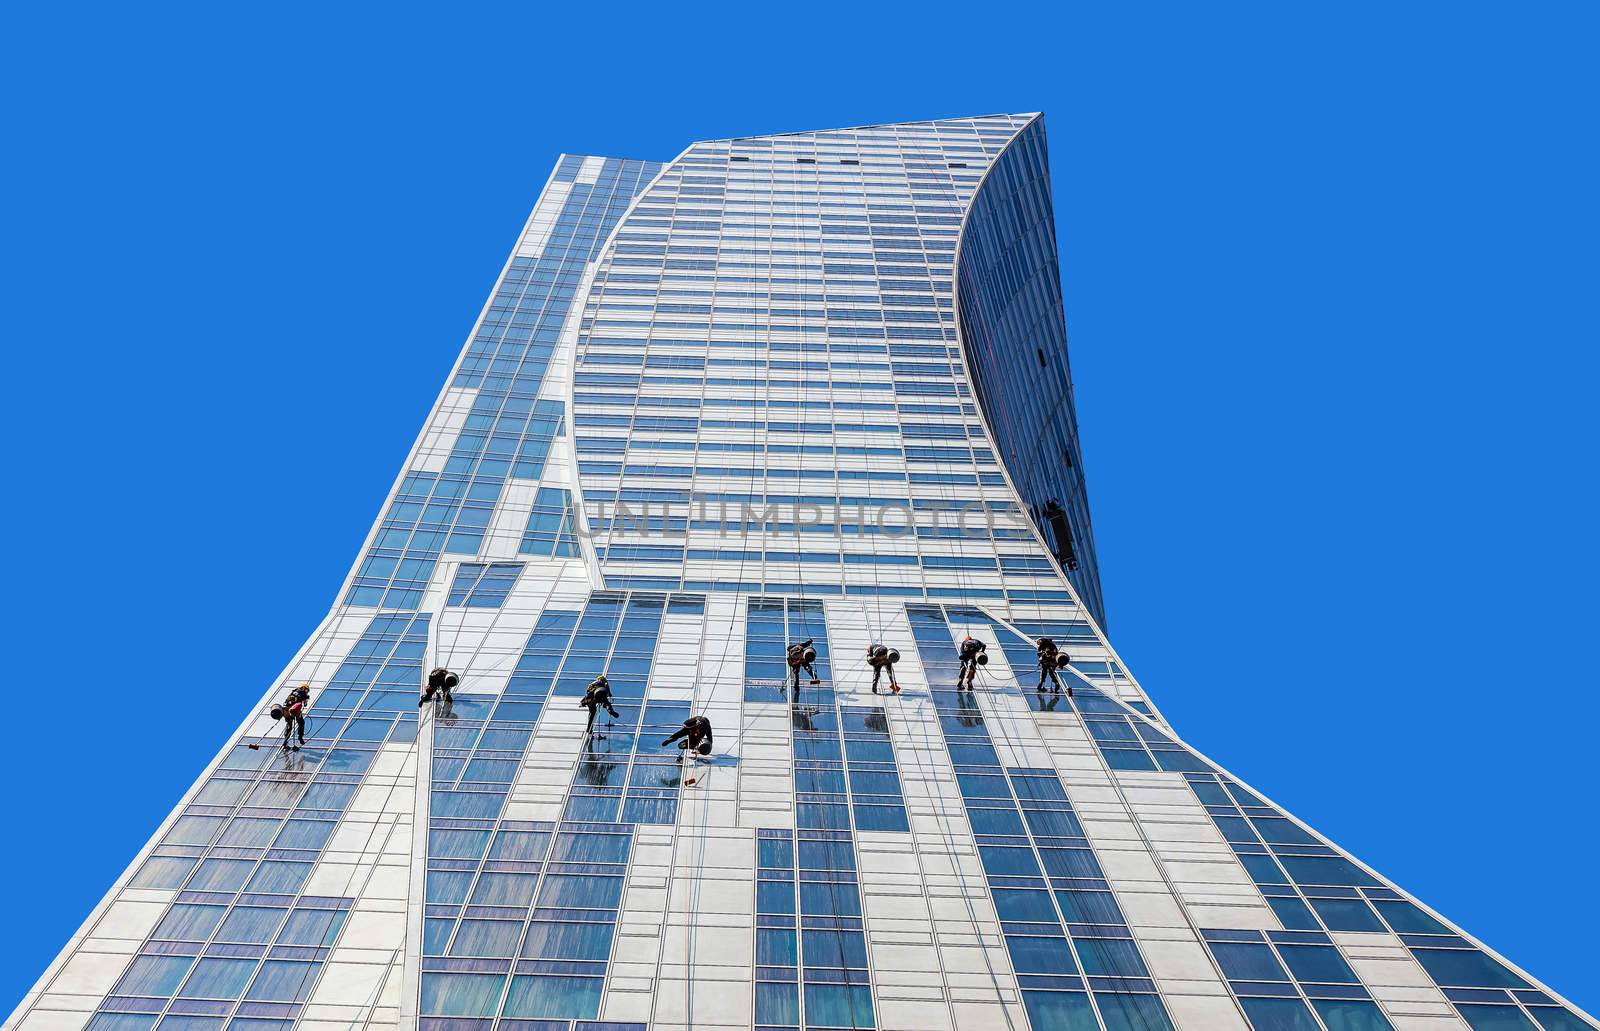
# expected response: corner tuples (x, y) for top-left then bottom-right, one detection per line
(957, 635), (987, 688)
(787, 639), (819, 691)
(579, 674), (621, 735)
(420, 667), (458, 707)
(271, 684), (311, 752)
(661, 715), (713, 763)
(1035, 637), (1072, 696)
(867, 644), (901, 694)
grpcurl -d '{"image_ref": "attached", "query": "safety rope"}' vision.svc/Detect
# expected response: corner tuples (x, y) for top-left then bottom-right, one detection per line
(902, 606), (1020, 1031)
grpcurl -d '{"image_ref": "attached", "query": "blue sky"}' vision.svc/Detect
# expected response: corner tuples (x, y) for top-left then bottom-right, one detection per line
(2, 0), (1596, 1017)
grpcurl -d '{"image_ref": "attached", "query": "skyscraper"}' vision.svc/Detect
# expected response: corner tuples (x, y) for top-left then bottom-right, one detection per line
(7, 114), (1592, 1031)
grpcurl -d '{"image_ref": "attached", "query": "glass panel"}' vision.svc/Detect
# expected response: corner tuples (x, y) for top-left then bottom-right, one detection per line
(519, 921), (614, 961)
(1372, 899), (1450, 935)
(152, 904), (227, 941)
(451, 920), (524, 957)
(1074, 937), (1148, 977)
(501, 974), (602, 1020)
(802, 984), (873, 1028)
(1211, 942), (1289, 982)
(113, 955), (196, 997)
(176, 957), (257, 999)
(1312, 1000), (1397, 1031)
(1308, 898), (1385, 933)
(1022, 991), (1099, 1031)
(1006, 936), (1077, 974)
(757, 928), (797, 966)
(1097, 993), (1176, 1031)
(1529, 1009), (1600, 1031)
(277, 909), (346, 947)
(1456, 1006), (1538, 1031)
(1240, 997), (1323, 1031)
(87, 1017), (157, 1031)
(469, 873), (540, 907)
(215, 907), (285, 944)
(1278, 945), (1357, 983)
(755, 982), (798, 1024)
(244, 961), (322, 1002)
(419, 973), (506, 1017)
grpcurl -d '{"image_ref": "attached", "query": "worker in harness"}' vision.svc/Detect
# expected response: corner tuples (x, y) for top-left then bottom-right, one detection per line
(662, 715), (713, 763)
(787, 639), (819, 692)
(1043, 498), (1079, 571)
(271, 684), (311, 752)
(579, 675), (621, 736)
(420, 667), (458, 707)
(1035, 637), (1072, 696)
(867, 644), (900, 694)
(957, 635), (987, 688)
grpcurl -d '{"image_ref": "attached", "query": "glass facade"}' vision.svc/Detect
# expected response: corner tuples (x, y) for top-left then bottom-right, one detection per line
(956, 119), (1104, 625)
(10, 118), (1594, 1031)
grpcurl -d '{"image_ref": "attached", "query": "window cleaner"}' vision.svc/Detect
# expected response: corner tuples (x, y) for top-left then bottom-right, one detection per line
(662, 715), (713, 763)
(579, 674), (621, 737)
(867, 644), (901, 694)
(270, 684), (311, 752)
(420, 667), (458, 707)
(1043, 499), (1079, 571)
(957, 636), (988, 687)
(786, 639), (819, 692)
(1035, 637), (1072, 696)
